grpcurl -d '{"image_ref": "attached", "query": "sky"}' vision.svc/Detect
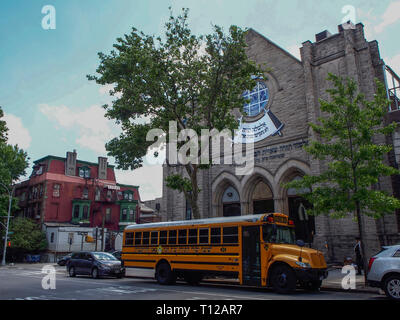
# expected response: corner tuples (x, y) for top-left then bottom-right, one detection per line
(1, 0), (399, 201)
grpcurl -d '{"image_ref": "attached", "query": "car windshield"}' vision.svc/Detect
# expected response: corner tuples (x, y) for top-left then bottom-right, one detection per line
(92, 253), (117, 261)
(262, 224), (296, 244)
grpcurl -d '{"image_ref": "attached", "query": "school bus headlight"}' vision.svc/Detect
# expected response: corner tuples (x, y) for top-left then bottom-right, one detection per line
(295, 261), (311, 269)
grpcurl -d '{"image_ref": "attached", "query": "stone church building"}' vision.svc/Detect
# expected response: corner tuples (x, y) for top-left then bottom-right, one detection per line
(156, 22), (400, 263)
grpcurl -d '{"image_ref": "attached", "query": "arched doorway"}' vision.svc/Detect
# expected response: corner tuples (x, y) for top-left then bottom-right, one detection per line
(287, 176), (315, 244)
(252, 181), (274, 214)
(222, 186), (241, 217)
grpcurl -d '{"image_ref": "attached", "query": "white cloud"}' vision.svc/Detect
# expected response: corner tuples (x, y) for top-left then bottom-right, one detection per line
(99, 84), (122, 99)
(39, 104), (119, 155)
(359, 1), (400, 39)
(99, 83), (114, 95)
(385, 53), (400, 75)
(3, 113), (31, 150)
(374, 1), (400, 34)
(114, 164), (163, 201)
(286, 44), (301, 60)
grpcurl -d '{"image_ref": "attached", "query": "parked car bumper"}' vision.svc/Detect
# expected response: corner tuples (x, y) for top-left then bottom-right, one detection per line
(98, 267), (126, 277)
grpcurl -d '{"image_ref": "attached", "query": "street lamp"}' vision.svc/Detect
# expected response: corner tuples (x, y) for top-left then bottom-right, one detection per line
(0, 182), (15, 266)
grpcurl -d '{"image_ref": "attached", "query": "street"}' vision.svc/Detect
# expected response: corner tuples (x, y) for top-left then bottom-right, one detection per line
(0, 264), (386, 301)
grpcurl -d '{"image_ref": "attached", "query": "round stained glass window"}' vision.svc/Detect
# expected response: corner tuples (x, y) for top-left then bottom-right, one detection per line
(242, 81), (269, 117)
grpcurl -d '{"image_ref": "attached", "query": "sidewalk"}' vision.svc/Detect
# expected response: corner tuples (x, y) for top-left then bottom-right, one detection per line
(321, 267), (381, 294)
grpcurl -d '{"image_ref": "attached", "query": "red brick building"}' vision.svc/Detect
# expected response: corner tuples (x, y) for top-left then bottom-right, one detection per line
(14, 150), (141, 233)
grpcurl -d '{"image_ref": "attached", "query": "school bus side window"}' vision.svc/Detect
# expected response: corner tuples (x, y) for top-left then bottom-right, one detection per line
(142, 232), (150, 245)
(159, 231), (167, 244)
(168, 230), (177, 244)
(188, 229), (197, 244)
(178, 229), (187, 245)
(199, 228), (209, 244)
(211, 227), (221, 244)
(125, 232), (134, 246)
(151, 231), (158, 245)
(134, 232), (142, 245)
(223, 227), (238, 244)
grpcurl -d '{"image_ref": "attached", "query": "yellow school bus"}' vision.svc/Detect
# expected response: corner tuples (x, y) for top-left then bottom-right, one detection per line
(122, 213), (328, 293)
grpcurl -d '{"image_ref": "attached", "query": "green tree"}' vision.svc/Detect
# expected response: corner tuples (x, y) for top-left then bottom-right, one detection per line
(286, 73), (400, 275)
(0, 107), (29, 216)
(6, 218), (47, 261)
(88, 8), (264, 219)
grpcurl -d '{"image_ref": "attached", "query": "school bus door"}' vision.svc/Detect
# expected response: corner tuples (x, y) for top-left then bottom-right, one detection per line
(241, 226), (261, 286)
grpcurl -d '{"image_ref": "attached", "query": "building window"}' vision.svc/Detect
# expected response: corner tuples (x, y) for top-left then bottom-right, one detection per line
(82, 187), (89, 199)
(36, 166), (43, 175)
(107, 190), (112, 201)
(53, 184), (60, 197)
(105, 208), (111, 223)
(95, 187), (101, 201)
(123, 191), (134, 201)
(82, 205), (89, 220)
(78, 166), (91, 178)
(185, 198), (192, 220)
(129, 209), (134, 222)
(50, 232), (55, 243)
(32, 186), (38, 199)
(122, 208), (127, 221)
(73, 205), (80, 219)
(242, 81), (269, 117)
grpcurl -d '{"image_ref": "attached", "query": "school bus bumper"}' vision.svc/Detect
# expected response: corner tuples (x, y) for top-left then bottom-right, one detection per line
(294, 268), (328, 282)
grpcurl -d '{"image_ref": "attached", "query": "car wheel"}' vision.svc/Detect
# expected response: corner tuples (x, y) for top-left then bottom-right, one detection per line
(91, 268), (99, 279)
(68, 266), (76, 277)
(384, 275), (400, 301)
(271, 265), (296, 294)
(156, 262), (176, 285)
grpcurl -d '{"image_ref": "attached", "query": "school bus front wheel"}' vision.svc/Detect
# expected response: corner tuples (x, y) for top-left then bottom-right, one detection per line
(270, 264), (297, 294)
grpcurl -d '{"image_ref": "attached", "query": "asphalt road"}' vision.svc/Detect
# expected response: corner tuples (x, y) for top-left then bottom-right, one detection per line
(0, 264), (386, 301)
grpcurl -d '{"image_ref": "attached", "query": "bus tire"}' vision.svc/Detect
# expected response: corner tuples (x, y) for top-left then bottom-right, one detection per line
(270, 264), (296, 294)
(156, 262), (176, 285)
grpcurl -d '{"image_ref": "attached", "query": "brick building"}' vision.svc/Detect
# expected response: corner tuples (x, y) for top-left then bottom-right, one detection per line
(14, 150), (142, 255)
(159, 22), (400, 263)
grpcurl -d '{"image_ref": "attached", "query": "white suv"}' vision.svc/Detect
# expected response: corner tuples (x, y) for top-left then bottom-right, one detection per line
(367, 244), (400, 301)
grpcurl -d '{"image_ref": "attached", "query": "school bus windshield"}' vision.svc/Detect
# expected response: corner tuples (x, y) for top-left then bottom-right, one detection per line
(262, 224), (296, 244)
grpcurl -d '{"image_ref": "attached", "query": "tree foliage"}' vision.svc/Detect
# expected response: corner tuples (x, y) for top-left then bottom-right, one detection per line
(88, 8), (264, 218)
(0, 107), (29, 218)
(3, 218), (47, 259)
(286, 73), (400, 219)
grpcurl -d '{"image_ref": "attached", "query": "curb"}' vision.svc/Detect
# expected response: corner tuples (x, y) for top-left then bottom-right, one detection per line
(320, 286), (381, 294)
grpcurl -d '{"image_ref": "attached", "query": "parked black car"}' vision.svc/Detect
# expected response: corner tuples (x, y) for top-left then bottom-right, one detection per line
(66, 252), (125, 278)
(57, 253), (72, 266)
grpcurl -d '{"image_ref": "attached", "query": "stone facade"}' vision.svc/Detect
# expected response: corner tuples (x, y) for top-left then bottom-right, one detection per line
(159, 22), (400, 263)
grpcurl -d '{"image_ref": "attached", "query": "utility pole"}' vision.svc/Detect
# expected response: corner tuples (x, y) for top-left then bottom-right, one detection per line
(1, 183), (15, 266)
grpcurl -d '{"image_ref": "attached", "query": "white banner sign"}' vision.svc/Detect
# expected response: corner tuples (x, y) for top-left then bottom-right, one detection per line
(234, 109), (284, 144)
